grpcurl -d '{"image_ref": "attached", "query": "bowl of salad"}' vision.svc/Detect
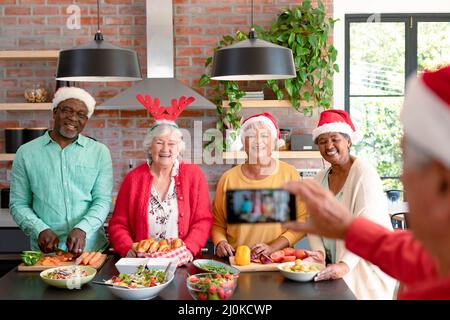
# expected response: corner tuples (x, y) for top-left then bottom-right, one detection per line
(40, 266), (96, 289)
(186, 273), (238, 300)
(105, 265), (174, 300)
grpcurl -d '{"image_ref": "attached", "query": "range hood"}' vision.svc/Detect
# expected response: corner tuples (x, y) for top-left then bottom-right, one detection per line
(100, 0), (214, 110)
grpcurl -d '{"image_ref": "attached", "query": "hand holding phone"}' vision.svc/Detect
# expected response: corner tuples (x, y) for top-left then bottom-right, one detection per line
(226, 189), (296, 224)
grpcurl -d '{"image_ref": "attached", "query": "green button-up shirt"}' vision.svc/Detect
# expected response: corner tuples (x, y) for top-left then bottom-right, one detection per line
(10, 131), (113, 252)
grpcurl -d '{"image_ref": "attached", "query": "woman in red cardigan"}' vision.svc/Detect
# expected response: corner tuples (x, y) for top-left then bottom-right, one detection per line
(108, 123), (213, 258)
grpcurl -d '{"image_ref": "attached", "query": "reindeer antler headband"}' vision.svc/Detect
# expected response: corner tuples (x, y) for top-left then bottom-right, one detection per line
(136, 94), (195, 130)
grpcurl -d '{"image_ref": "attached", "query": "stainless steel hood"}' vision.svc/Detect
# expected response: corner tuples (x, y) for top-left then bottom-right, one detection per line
(100, 0), (214, 110)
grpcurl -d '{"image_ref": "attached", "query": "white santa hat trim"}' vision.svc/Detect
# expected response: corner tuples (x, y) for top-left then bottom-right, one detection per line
(52, 87), (96, 118)
(312, 122), (361, 143)
(401, 73), (450, 168)
(239, 115), (285, 150)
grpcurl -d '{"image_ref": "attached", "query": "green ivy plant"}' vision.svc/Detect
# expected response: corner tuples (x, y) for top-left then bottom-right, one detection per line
(199, 0), (338, 150)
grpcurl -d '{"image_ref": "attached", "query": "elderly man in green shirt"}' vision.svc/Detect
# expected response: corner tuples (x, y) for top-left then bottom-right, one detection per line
(10, 87), (113, 254)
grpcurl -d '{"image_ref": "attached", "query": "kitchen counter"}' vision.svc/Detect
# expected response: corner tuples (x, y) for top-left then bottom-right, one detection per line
(0, 254), (355, 300)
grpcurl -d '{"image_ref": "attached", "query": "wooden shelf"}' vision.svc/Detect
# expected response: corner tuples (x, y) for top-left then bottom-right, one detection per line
(0, 103), (52, 111)
(222, 100), (313, 108)
(223, 151), (321, 160)
(0, 154), (15, 161)
(0, 50), (59, 60)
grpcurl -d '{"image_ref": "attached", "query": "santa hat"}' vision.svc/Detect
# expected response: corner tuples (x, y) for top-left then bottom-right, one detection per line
(239, 112), (285, 149)
(52, 87), (96, 118)
(401, 65), (450, 168)
(312, 109), (362, 143)
(136, 94), (195, 130)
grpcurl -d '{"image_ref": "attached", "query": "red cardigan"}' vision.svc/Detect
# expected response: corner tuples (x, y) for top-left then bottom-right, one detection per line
(108, 162), (213, 257)
(345, 217), (449, 299)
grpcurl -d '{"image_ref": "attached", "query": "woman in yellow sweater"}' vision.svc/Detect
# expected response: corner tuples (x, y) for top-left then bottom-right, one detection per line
(212, 113), (307, 258)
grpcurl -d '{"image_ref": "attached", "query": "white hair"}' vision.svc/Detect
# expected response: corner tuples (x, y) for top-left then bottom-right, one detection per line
(241, 121), (277, 151)
(143, 124), (185, 162)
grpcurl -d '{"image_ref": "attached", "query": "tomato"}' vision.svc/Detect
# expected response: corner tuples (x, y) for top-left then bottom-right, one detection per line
(281, 256), (296, 262)
(198, 293), (208, 300)
(295, 249), (308, 260)
(208, 285), (217, 294)
(270, 250), (285, 263)
(217, 287), (226, 300)
(282, 247), (296, 256)
(188, 275), (199, 283)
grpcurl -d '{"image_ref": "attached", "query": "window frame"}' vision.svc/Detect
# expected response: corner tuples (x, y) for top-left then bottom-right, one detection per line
(344, 13), (450, 112)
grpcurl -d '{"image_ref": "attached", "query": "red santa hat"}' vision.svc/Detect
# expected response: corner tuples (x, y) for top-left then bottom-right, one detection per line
(239, 112), (285, 149)
(401, 65), (450, 168)
(52, 87), (96, 118)
(312, 109), (362, 143)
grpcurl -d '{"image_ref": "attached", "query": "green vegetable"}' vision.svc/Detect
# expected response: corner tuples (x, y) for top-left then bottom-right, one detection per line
(21, 251), (42, 266)
(201, 263), (231, 275)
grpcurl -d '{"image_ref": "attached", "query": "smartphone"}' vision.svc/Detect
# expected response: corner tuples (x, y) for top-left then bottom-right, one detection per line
(225, 189), (296, 224)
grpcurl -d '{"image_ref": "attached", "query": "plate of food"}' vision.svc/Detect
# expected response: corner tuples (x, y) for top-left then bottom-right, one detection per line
(40, 265), (96, 289)
(193, 259), (240, 275)
(104, 264), (174, 300)
(277, 259), (325, 282)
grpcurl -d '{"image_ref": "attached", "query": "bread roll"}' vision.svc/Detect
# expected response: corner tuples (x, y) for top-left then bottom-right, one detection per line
(136, 240), (147, 253)
(158, 244), (170, 252)
(171, 238), (183, 249)
(149, 241), (160, 253)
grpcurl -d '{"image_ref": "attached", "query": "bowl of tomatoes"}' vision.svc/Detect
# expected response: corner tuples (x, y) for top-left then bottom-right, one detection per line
(186, 273), (238, 300)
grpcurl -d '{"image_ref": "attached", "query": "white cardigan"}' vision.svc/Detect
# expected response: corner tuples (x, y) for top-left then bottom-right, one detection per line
(309, 158), (397, 300)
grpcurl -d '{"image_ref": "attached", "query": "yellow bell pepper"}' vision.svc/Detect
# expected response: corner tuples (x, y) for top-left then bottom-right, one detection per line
(235, 245), (251, 266)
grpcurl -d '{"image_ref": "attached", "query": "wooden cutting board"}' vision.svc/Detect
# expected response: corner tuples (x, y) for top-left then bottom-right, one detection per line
(229, 257), (280, 272)
(17, 254), (108, 272)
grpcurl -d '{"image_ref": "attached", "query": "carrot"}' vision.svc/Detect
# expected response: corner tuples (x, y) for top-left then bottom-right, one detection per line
(76, 252), (88, 264)
(82, 252), (96, 265)
(88, 252), (102, 266)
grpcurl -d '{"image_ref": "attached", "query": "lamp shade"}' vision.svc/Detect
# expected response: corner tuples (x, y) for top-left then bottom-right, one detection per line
(56, 36), (142, 82)
(210, 37), (296, 81)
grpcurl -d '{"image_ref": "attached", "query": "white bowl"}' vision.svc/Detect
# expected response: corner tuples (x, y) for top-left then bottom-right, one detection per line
(40, 266), (96, 289)
(277, 261), (325, 282)
(107, 271), (174, 300)
(115, 258), (150, 274)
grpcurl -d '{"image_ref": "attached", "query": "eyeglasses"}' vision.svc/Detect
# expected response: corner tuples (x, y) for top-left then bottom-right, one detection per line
(58, 106), (88, 121)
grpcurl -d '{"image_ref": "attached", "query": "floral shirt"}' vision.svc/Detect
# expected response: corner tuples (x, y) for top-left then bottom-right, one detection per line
(147, 160), (179, 240)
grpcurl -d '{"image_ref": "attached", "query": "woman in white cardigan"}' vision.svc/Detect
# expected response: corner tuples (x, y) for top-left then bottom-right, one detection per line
(306, 110), (397, 300)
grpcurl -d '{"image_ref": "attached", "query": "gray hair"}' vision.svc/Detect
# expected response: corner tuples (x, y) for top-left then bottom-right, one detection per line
(143, 124), (185, 162)
(241, 121), (277, 151)
(403, 136), (432, 170)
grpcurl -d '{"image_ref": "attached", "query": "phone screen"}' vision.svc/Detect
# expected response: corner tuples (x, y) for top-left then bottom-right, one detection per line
(226, 189), (296, 224)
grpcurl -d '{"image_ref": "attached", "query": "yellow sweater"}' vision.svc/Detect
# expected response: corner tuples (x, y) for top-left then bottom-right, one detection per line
(211, 160), (307, 249)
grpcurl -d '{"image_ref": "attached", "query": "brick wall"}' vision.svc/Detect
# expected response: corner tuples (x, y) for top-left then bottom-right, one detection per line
(0, 0), (333, 194)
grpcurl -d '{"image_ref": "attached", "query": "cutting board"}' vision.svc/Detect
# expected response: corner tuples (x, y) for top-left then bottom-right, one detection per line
(229, 257), (280, 272)
(18, 254), (108, 272)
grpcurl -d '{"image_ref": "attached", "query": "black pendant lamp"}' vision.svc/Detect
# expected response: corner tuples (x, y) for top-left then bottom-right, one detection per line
(56, 0), (141, 82)
(210, 0), (296, 81)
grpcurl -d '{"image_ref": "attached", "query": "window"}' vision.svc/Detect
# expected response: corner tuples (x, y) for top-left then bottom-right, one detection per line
(345, 14), (450, 189)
